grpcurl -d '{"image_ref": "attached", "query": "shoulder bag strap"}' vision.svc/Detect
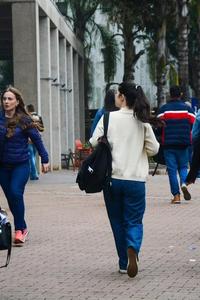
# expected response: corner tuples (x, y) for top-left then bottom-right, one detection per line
(0, 246), (12, 268)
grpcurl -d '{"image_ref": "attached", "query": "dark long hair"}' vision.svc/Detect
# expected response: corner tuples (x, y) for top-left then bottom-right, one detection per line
(1, 86), (37, 137)
(118, 82), (163, 126)
(104, 89), (118, 112)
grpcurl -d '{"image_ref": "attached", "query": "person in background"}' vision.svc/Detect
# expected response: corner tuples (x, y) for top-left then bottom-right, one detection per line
(157, 86), (195, 204)
(0, 87), (49, 244)
(180, 92), (194, 167)
(90, 89), (118, 136)
(90, 82), (159, 278)
(27, 104), (44, 180)
(186, 108), (200, 184)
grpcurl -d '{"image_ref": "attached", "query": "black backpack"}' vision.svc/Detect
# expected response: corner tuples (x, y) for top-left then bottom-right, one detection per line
(152, 145), (165, 165)
(76, 112), (112, 193)
(152, 145), (165, 176)
(0, 208), (12, 268)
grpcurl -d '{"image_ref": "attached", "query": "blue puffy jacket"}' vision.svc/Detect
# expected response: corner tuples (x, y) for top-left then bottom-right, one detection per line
(0, 111), (48, 164)
(157, 99), (196, 148)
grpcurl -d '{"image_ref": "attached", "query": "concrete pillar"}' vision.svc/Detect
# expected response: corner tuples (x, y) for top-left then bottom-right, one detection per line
(79, 57), (85, 141)
(35, 3), (41, 112)
(73, 51), (80, 140)
(50, 27), (61, 170)
(66, 45), (75, 151)
(59, 37), (68, 154)
(12, 2), (39, 107)
(39, 16), (53, 168)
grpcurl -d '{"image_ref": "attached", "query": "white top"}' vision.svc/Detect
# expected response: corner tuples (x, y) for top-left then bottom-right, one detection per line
(89, 107), (159, 182)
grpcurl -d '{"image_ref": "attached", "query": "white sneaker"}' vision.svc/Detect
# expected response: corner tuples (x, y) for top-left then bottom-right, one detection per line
(119, 269), (127, 274)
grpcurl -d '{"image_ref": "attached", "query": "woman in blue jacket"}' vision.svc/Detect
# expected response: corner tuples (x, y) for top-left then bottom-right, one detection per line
(0, 86), (49, 245)
(90, 89), (118, 136)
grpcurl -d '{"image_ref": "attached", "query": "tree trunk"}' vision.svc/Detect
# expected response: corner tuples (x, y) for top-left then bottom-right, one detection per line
(195, 56), (200, 100)
(122, 12), (145, 83)
(73, 22), (90, 138)
(122, 16), (135, 83)
(156, 17), (167, 108)
(74, 24), (85, 42)
(177, 0), (189, 99)
(195, 3), (200, 100)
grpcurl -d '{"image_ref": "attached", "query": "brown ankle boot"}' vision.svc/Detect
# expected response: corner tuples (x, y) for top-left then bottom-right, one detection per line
(127, 247), (138, 278)
(181, 184), (191, 200)
(171, 194), (181, 204)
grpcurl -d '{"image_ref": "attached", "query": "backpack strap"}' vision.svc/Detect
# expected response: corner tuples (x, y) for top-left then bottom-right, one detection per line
(103, 112), (110, 137)
(152, 162), (159, 176)
(103, 112), (112, 180)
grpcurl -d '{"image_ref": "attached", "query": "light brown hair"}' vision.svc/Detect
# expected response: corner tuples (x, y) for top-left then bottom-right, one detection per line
(1, 86), (37, 137)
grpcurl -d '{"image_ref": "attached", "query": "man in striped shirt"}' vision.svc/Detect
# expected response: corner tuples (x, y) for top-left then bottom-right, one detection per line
(157, 86), (196, 204)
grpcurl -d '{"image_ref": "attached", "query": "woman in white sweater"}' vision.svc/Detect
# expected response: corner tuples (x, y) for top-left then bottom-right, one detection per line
(89, 82), (159, 278)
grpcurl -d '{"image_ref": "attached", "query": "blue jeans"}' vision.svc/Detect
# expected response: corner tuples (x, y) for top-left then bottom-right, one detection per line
(0, 162), (30, 230)
(163, 148), (189, 196)
(188, 145), (193, 167)
(28, 144), (39, 179)
(103, 178), (145, 270)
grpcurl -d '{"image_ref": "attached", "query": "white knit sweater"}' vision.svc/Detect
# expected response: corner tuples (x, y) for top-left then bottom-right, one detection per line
(89, 107), (159, 182)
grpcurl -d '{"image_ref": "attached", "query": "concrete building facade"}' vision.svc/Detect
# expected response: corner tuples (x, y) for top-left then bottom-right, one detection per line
(0, 0), (85, 170)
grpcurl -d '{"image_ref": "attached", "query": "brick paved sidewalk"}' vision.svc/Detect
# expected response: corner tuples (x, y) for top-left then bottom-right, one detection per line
(0, 171), (200, 300)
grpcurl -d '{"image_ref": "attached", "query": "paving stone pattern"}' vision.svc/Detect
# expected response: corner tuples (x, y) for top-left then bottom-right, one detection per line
(0, 171), (200, 300)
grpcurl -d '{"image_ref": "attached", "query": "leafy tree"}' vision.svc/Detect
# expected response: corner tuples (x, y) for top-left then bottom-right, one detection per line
(96, 24), (119, 84)
(163, 0), (200, 101)
(57, 0), (119, 95)
(58, 0), (99, 42)
(100, 0), (150, 83)
(164, 0), (190, 100)
(189, 0), (200, 100)
(145, 0), (177, 107)
(57, 0), (119, 138)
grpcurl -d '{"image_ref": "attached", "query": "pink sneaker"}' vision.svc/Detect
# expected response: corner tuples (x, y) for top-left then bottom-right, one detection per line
(14, 230), (23, 244)
(21, 229), (29, 242)
(14, 229), (29, 244)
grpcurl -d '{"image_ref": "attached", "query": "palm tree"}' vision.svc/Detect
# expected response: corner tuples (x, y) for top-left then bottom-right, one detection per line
(57, 0), (98, 110)
(96, 24), (119, 85)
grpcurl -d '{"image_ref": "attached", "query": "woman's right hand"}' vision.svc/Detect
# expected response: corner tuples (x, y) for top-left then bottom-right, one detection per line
(42, 163), (49, 173)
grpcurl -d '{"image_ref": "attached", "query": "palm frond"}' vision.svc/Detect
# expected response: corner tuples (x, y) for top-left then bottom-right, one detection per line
(146, 41), (157, 84)
(96, 24), (120, 83)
